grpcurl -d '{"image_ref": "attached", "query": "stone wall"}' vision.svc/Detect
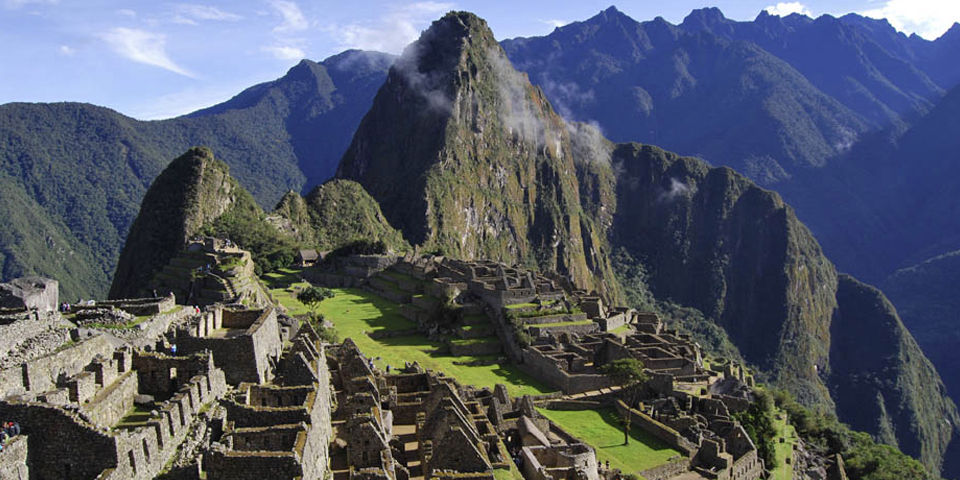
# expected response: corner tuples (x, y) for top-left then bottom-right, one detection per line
(638, 456), (689, 480)
(449, 340), (502, 356)
(528, 323), (598, 337)
(177, 308), (281, 385)
(0, 401), (119, 480)
(204, 445), (305, 480)
(520, 313), (589, 325)
(0, 334), (116, 398)
(614, 400), (697, 455)
(133, 351), (214, 397)
(81, 370), (138, 427)
(519, 348), (611, 394)
(0, 435), (29, 480)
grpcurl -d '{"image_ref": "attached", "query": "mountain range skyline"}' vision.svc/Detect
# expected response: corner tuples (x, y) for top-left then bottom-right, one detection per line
(1, 0), (957, 120)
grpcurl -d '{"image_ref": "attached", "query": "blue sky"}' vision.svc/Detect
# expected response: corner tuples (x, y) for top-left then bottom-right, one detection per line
(2, 0), (957, 120)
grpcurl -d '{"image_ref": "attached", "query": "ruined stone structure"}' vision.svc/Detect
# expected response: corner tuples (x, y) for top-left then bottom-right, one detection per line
(175, 306), (283, 385)
(0, 277), (58, 313)
(205, 323), (333, 480)
(152, 238), (270, 307)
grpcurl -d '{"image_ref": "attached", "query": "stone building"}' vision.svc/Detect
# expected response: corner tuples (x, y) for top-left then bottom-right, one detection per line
(175, 306), (283, 384)
(0, 277), (58, 312)
(205, 323), (333, 480)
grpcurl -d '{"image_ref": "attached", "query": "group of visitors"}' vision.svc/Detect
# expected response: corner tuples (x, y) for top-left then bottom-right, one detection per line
(0, 421), (21, 452)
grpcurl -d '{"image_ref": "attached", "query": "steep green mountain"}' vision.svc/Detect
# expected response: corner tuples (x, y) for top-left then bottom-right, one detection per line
(334, 12), (959, 475)
(273, 179), (409, 252)
(113, 148), (406, 299)
(883, 252), (960, 417)
(599, 144), (959, 476)
(337, 12), (619, 294)
(831, 275), (958, 475)
(0, 50), (392, 300)
(109, 147), (264, 298)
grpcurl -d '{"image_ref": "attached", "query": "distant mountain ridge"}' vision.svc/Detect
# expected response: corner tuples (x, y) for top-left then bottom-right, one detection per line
(501, 6), (959, 184)
(0, 50), (392, 300)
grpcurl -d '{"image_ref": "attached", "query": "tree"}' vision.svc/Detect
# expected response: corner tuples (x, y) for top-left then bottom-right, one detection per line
(602, 357), (649, 445)
(297, 285), (334, 314)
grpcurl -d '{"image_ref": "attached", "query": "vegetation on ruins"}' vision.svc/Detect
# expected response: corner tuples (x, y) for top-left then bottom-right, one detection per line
(732, 389), (778, 470)
(602, 358), (649, 445)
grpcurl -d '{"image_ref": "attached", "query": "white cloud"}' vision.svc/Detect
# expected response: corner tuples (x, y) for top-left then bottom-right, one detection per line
(171, 5), (241, 26)
(116, 9), (137, 17)
(539, 19), (567, 29)
(175, 4), (242, 22)
(270, 0), (308, 33)
(58, 45), (75, 56)
(100, 27), (194, 77)
(4, 0), (57, 9)
(862, 0), (960, 40)
(262, 45), (304, 60)
(326, 2), (453, 54)
(764, 2), (813, 17)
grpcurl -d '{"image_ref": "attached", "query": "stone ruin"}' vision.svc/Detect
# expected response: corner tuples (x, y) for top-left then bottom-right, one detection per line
(0, 277), (58, 313)
(151, 237), (270, 307)
(325, 339), (603, 480)
(0, 276), (332, 480)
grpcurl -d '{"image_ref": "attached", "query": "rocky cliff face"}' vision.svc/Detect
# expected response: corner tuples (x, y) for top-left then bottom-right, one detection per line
(337, 12), (618, 294)
(596, 143), (838, 407)
(109, 147), (244, 299)
(832, 274), (959, 474)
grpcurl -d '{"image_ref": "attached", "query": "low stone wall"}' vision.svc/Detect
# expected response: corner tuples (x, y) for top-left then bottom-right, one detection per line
(542, 400), (603, 410)
(597, 313), (628, 332)
(528, 323), (598, 336)
(639, 456), (690, 480)
(204, 445), (305, 480)
(82, 370), (138, 428)
(614, 400), (697, 455)
(363, 285), (410, 305)
(520, 313), (588, 325)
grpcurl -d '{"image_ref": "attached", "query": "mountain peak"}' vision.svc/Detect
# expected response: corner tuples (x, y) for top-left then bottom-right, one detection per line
(680, 7), (733, 35)
(938, 22), (960, 42)
(682, 7), (728, 24)
(584, 5), (631, 25)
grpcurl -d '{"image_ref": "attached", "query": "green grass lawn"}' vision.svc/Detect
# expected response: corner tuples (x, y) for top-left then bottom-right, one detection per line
(537, 407), (680, 475)
(770, 410), (797, 480)
(316, 288), (550, 397)
(262, 268), (313, 317)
